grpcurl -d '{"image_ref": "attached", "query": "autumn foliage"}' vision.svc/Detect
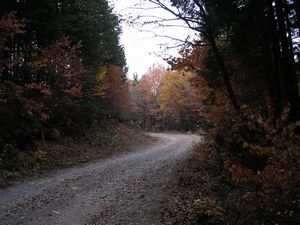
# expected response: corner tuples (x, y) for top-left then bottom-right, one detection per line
(131, 65), (166, 130)
(158, 70), (202, 130)
(163, 38), (300, 224)
(0, 9), (132, 184)
(128, 20), (300, 222)
(94, 65), (133, 118)
(131, 64), (209, 131)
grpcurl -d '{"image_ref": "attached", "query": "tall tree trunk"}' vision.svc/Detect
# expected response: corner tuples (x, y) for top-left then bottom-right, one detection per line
(209, 34), (240, 112)
(193, 0), (240, 112)
(263, 0), (282, 118)
(274, 0), (300, 119)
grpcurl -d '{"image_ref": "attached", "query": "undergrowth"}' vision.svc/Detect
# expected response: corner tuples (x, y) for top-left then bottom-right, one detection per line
(0, 123), (154, 188)
(162, 105), (300, 225)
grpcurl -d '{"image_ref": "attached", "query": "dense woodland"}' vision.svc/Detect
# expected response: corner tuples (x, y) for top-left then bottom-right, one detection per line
(140, 0), (300, 224)
(131, 0), (300, 224)
(0, 0), (135, 183)
(1, 0), (300, 224)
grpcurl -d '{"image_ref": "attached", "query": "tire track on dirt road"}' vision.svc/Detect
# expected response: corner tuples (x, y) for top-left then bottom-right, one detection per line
(0, 133), (201, 225)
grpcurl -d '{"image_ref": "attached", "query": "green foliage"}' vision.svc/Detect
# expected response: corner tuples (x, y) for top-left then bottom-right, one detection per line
(1, 0), (126, 70)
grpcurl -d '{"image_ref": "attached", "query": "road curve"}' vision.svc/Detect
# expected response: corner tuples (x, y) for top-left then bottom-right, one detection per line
(0, 133), (201, 225)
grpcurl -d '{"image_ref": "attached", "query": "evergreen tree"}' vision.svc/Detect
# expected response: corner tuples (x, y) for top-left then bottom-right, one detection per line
(132, 73), (139, 87)
(0, 0), (128, 149)
(0, 0), (126, 71)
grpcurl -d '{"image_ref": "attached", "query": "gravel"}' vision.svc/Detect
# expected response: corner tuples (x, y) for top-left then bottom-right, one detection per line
(0, 133), (201, 225)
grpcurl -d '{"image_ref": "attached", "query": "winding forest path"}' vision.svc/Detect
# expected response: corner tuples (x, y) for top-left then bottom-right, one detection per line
(0, 133), (201, 225)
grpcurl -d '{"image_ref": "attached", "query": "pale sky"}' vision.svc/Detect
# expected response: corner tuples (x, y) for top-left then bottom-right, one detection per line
(109, 0), (196, 79)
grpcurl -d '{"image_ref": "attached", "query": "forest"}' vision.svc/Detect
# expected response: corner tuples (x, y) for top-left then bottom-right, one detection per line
(0, 0), (300, 224)
(0, 0), (136, 184)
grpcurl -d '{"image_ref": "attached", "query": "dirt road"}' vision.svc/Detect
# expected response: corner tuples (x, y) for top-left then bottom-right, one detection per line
(0, 133), (201, 225)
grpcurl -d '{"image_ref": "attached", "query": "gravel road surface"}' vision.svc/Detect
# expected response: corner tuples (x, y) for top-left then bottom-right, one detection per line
(0, 133), (201, 225)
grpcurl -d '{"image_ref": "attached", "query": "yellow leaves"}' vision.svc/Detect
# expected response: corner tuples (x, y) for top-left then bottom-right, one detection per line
(193, 197), (224, 219)
(96, 67), (106, 82)
(35, 150), (48, 162)
(93, 65), (133, 114)
(93, 65), (124, 98)
(131, 64), (214, 127)
(158, 70), (196, 115)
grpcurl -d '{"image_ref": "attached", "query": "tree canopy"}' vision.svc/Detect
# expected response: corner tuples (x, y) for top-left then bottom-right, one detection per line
(0, 0), (129, 160)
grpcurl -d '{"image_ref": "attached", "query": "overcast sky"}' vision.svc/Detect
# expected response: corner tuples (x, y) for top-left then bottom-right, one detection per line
(109, 0), (196, 79)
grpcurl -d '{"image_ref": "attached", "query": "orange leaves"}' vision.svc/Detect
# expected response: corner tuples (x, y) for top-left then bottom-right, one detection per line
(29, 36), (85, 86)
(166, 43), (209, 72)
(64, 86), (81, 97)
(130, 62), (216, 129)
(93, 66), (122, 98)
(211, 105), (300, 223)
(25, 83), (52, 97)
(158, 70), (198, 121)
(94, 65), (124, 99)
(0, 11), (26, 71)
(0, 12), (84, 93)
(94, 65), (133, 114)
(138, 64), (166, 101)
(1, 81), (48, 122)
(225, 159), (257, 183)
(131, 64), (166, 117)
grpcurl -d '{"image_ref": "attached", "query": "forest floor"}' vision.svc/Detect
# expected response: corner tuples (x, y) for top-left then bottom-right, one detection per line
(0, 133), (201, 225)
(159, 147), (232, 225)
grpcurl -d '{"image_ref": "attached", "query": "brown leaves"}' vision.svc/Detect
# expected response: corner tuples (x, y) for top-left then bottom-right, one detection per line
(158, 70), (198, 122)
(1, 81), (48, 122)
(138, 64), (166, 101)
(166, 43), (210, 72)
(0, 11), (25, 48)
(210, 105), (300, 224)
(29, 36), (85, 88)
(131, 63), (215, 129)
(93, 65), (134, 115)
(0, 11), (25, 70)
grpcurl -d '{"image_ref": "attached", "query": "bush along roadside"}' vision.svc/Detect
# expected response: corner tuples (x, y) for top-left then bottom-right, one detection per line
(161, 107), (300, 225)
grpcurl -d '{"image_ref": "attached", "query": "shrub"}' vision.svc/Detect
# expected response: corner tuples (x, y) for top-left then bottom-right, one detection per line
(208, 106), (300, 224)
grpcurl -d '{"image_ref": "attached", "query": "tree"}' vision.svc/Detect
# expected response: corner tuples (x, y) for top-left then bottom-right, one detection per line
(132, 64), (166, 129)
(158, 70), (202, 130)
(132, 73), (139, 87)
(147, 0), (300, 119)
(0, 0), (126, 72)
(93, 65), (133, 118)
(147, 0), (240, 111)
(0, 0), (128, 150)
